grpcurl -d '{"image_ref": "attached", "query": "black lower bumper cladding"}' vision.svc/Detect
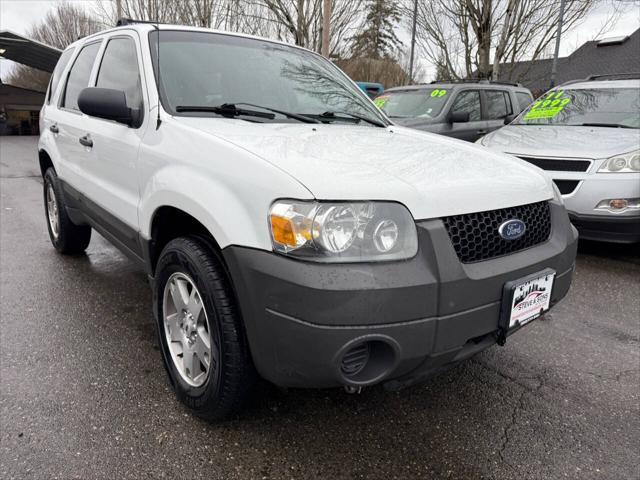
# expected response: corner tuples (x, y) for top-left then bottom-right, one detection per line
(223, 201), (578, 390)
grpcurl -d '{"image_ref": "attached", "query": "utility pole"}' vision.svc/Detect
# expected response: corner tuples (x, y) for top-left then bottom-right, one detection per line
(408, 0), (418, 83)
(115, 0), (122, 21)
(549, 0), (566, 88)
(322, 0), (331, 58)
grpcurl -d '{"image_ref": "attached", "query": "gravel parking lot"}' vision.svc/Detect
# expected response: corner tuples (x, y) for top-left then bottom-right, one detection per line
(1, 136), (638, 480)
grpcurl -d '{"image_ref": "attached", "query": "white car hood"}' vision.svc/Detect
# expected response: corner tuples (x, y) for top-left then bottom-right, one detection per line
(176, 118), (552, 219)
(482, 125), (640, 159)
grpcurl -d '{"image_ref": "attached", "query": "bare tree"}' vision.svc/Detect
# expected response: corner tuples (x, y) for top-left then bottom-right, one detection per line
(256, 0), (361, 56)
(4, 2), (102, 91)
(404, 0), (610, 81)
(94, 0), (360, 56)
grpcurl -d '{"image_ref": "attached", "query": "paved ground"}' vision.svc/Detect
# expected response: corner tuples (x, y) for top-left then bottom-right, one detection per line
(1, 136), (638, 480)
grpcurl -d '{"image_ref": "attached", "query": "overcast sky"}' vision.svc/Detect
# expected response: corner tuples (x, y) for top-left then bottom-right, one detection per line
(1, 0), (639, 81)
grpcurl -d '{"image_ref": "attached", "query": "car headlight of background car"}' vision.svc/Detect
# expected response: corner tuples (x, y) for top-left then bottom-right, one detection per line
(598, 150), (640, 173)
(269, 200), (418, 262)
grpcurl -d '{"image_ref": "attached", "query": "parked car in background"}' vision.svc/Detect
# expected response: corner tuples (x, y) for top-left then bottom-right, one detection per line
(374, 81), (533, 142)
(479, 75), (640, 243)
(356, 81), (384, 99)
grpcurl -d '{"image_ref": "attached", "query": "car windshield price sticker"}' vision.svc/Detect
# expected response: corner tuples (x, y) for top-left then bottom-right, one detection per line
(430, 89), (447, 97)
(524, 90), (571, 120)
(373, 96), (389, 108)
(509, 272), (555, 328)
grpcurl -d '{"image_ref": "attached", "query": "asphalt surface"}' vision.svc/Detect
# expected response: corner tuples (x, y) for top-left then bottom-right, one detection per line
(1, 136), (638, 480)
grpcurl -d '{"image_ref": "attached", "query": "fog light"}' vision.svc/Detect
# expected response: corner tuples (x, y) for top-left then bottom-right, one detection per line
(609, 199), (628, 210)
(595, 198), (640, 213)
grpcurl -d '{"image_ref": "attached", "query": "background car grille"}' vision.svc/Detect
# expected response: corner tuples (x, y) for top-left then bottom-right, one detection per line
(553, 179), (580, 195)
(516, 156), (591, 172)
(442, 201), (552, 263)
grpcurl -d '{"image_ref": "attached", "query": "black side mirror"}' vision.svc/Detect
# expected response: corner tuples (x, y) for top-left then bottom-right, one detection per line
(504, 114), (516, 125)
(78, 87), (136, 126)
(448, 111), (470, 123)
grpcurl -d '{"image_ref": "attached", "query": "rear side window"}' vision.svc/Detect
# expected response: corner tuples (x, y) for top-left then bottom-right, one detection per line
(485, 90), (511, 119)
(62, 42), (101, 111)
(451, 90), (481, 121)
(48, 48), (75, 104)
(516, 92), (533, 112)
(96, 37), (143, 110)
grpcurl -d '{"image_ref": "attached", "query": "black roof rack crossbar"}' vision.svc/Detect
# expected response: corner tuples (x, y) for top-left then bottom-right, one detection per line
(116, 18), (165, 26)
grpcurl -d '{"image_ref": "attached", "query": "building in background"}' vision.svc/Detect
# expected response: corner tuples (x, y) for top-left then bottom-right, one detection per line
(0, 81), (45, 135)
(493, 28), (640, 95)
(0, 30), (60, 135)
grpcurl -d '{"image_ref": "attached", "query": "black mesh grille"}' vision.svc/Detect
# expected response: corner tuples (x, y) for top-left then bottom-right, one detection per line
(442, 201), (551, 263)
(516, 156), (591, 172)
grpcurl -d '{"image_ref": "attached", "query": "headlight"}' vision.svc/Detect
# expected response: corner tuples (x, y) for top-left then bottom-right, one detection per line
(269, 200), (418, 262)
(598, 150), (640, 173)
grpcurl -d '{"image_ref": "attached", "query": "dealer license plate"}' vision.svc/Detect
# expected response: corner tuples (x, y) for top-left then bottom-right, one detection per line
(508, 271), (555, 329)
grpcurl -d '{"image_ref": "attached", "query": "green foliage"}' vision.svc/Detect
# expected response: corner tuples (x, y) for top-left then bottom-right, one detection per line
(349, 0), (403, 60)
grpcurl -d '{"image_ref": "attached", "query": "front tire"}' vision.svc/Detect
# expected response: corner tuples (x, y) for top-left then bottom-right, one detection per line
(154, 236), (255, 420)
(43, 168), (91, 254)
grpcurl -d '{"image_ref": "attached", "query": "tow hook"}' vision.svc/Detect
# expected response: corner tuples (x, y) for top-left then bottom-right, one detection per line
(344, 385), (362, 394)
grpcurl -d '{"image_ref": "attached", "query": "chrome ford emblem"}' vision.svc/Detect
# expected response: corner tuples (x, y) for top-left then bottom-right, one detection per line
(498, 219), (526, 240)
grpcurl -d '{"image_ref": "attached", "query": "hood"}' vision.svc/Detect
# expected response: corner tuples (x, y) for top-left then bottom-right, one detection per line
(175, 118), (553, 220)
(482, 125), (640, 159)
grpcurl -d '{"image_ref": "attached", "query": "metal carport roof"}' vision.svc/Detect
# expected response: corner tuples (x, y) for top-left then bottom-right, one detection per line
(0, 30), (61, 73)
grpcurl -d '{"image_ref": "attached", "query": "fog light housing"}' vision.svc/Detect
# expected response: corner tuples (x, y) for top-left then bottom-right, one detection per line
(595, 198), (640, 213)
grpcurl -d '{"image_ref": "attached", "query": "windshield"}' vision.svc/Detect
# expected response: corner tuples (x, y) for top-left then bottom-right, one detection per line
(149, 30), (387, 125)
(515, 87), (640, 128)
(374, 88), (450, 118)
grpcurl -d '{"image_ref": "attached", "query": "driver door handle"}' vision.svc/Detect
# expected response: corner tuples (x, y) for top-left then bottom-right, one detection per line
(476, 129), (487, 135)
(79, 134), (93, 148)
(49, 124), (59, 134)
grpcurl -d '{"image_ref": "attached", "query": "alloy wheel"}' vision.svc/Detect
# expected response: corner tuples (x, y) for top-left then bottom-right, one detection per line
(162, 272), (216, 387)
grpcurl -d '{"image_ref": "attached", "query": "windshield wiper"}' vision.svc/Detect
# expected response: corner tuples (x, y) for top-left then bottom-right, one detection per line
(575, 122), (636, 129)
(232, 103), (320, 124)
(175, 104), (275, 120)
(313, 111), (387, 128)
(175, 103), (320, 124)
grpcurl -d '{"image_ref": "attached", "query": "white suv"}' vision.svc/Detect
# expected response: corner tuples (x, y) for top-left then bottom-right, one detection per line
(39, 23), (577, 419)
(479, 76), (640, 243)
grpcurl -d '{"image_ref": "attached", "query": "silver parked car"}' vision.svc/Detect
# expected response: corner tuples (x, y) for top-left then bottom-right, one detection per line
(479, 75), (640, 243)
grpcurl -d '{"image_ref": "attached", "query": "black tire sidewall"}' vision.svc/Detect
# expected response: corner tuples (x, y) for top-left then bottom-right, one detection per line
(154, 240), (225, 411)
(43, 168), (90, 254)
(43, 168), (66, 251)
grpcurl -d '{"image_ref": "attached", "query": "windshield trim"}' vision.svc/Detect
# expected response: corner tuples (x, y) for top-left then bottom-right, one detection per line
(147, 29), (390, 126)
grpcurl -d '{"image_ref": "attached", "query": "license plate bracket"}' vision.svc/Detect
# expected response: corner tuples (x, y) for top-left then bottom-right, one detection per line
(497, 268), (556, 345)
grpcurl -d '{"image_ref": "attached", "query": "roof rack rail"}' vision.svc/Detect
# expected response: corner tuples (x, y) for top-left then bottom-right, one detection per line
(429, 79), (523, 87)
(586, 72), (640, 81)
(116, 18), (164, 26)
(560, 72), (640, 87)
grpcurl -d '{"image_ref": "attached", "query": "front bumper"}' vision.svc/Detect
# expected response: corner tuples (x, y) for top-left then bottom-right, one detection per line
(223, 201), (578, 390)
(554, 173), (640, 243)
(568, 212), (640, 243)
